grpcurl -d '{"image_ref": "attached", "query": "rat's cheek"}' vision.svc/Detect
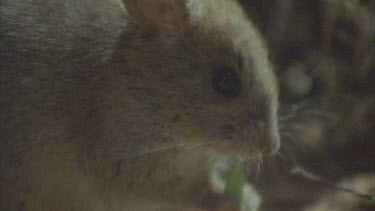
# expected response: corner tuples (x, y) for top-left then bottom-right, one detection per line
(169, 119), (212, 142)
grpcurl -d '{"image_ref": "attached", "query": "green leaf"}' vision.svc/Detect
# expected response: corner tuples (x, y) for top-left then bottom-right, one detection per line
(224, 166), (245, 201)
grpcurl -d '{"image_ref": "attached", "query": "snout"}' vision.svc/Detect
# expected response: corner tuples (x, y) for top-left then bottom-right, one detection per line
(261, 130), (280, 156)
(245, 120), (280, 156)
(256, 121), (280, 156)
(227, 120), (280, 157)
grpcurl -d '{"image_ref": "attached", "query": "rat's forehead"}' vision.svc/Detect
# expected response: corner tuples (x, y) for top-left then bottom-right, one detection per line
(186, 0), (268, 66)
(187, 0), (277, 97)
(186, 0), (255, 40)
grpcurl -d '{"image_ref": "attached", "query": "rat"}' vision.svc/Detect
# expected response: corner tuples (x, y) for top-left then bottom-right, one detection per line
(0, 0), (280, 210)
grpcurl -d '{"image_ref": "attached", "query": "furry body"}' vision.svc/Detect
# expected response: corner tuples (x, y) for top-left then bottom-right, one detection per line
(0, 0), (279, 210)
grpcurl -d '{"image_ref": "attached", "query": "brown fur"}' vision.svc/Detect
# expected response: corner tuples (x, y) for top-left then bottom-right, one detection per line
(0, 0), (279, 210)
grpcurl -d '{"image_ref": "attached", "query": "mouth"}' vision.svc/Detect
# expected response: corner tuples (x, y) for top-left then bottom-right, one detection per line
(227, 156), (263, 180)
(210, 154), (262, 182)
(209, 155), (263, 196)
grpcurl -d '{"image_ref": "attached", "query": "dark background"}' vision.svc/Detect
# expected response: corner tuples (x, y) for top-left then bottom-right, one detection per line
(238, 0), (374, 210)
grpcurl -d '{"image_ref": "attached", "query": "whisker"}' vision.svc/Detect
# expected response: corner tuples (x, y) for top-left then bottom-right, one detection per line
(203, 154), (218, 169)
(279, 124), (299, 131)
(183, 139), (227, 164)
(280, 108), (337, 123)
(184, 146), (207, 164)
(280, 131), (298, 144)
(297, 109), (338, 120)
(280, 147), (299, 167)
(124, 141), (211, 160)
(131, 136), (239, 160)
(203, 148), (226, 170)
(126, 143), (183, 158)
(290, 99), (315, 111)
(184, 142), (210, 150)
(279, 113), (299, 122)
(276, 151), (289, 161)
(291, 100), (314, 110)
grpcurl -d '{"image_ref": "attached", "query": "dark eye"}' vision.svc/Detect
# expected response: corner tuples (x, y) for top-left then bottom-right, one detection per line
(212, 67), (241, 97)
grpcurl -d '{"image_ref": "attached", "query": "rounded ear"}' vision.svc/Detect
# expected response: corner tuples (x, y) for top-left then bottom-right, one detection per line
(123, 0), (189, 36)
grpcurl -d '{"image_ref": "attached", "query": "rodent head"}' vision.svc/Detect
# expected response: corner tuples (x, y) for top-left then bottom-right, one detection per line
(118, 0), (280, 159)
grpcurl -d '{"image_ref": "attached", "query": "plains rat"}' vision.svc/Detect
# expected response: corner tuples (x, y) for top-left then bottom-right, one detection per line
(0, 0), (280, 210)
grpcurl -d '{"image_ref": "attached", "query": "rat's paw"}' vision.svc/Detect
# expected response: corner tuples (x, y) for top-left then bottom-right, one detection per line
(200, 183), (261, 211)
(239, 183), (261, 211)
(208, 158), (261, 211)
(216, 183), (261, 211)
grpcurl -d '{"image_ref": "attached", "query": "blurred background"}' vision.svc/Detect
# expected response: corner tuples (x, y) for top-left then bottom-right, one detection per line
(237, 0), (374, 210)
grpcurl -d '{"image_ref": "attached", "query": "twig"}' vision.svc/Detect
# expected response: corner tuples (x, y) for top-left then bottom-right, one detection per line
(291, 166), (375, 201)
